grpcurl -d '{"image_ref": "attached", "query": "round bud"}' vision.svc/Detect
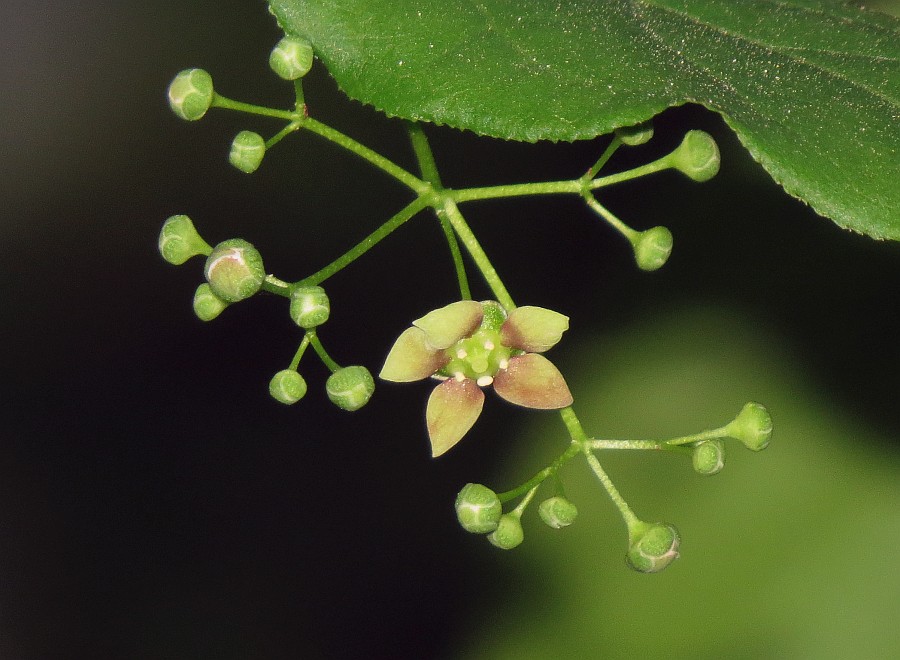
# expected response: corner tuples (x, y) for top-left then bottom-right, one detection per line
(487, 513), (524, 550)
(455, 483), (503, 534)
(633, 226), (673, 272)
(290, 285), (330, 329)
(671, 130), (721, 182)
(159, 214), (212, 265)
(538, 496), (578, 529)
(167, 68), (215, 121)
(269, 369), (308, 405)
(727, 402), (773, 451)
(229, 131), (266, 174)
(626, 522), (681, 573)
(192, 283), (228, 321)
(692, 439), (725, 476)
(615, 121), (654, 146)
(326, 366), (375, 411)
(204, 239), (266, 303)
(269, 36), (314, 80)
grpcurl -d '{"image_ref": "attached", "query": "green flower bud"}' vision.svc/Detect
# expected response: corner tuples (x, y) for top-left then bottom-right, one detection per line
(326, 366), (375, 411)
(167, 68), (215, 121)
(671, 130), (720, 182)
(538, 496), (578, 529)
(204, 239), (266, 303)
(626, 522), (681, 573)
(692, 439), (725, 476)
(487, 513), (524, 550)
(269, 36), (314, 80)
(289, 285), (330, 329)
(269, 369), (308, 405)
(455, 483), (502, 534)
(229, 131), (266, 174)
(615, 121), (654, 146)
(727, 402), (773, 451)
(192, 283), (228, 321)
(158, 214), (212, 265)
(633, 226), (673, 272)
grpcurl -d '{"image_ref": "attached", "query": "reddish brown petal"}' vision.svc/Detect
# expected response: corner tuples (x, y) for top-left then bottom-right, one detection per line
(426, 378), (485, 457)
(501, 306), (569, 353)
(493, 354), (573, 410)
(413, 300), (483, 349)
(379, 327), (448, 382)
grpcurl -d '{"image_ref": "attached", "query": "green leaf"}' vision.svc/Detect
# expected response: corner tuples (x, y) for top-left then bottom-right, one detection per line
(269, 0), (900, 239)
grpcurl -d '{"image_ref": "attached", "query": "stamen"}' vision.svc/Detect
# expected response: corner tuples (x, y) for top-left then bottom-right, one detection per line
(454, 372), (466, 382)
(476, 375), (494, 387)
(456, 349), (468, 359)
(498, 358), (509, 370)
(483, 340), (495, 350)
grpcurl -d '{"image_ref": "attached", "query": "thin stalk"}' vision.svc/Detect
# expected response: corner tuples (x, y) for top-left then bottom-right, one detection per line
(308, 331), (340, 373)
(288, 333), (312, 371)
(582, 194), (639, 242)
(582, 447), (640, 528)
(295, 197), (429, 287)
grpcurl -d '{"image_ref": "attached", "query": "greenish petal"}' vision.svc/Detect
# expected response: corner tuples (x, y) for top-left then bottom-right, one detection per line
(413, 301), (483, 350)
(501, 306), (569, 353)
(380, 327), (447, 382)
(426, 378), (485, 457)
(493, 354), (573, 410)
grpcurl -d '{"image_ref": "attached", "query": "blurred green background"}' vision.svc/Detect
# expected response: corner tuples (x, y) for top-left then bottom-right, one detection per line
(2, 1), (899, 658)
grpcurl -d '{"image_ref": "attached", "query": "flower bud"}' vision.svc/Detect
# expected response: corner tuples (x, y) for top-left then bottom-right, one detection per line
(269, 369), (308, 405)
(626, 522), (681, 573)
(192, 283), (229, 321)
(671, 130), (720, 182)
(455, 483), (502, 534)
(692, 439), (725, 476)
(487, 513), (524, 550)
(269, 36), (314, 80)
(326, 366), (375, 411)
(290, 285), (330, 329)
(538, 496), (578, 529)
(726, 402), (773, 451)
(229, 131), (266, 174)
(167, 68), (215, 121)
(159, 214), (212, 265)
(615, 121), (654, 146)
(633, 226), (673, 272)
(204, 239), (266, 303)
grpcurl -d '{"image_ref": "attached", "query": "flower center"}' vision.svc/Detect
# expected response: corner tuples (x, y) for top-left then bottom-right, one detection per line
(444, 328), (511, 386)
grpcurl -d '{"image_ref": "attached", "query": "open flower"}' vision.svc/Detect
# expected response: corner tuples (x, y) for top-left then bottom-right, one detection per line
(380, 300), (573, 457)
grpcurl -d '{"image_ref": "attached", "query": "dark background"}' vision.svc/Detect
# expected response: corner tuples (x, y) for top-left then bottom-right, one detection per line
(2, 1), (899, 658)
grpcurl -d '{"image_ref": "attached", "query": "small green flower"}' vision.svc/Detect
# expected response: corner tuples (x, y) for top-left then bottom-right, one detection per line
(615, 121), (654, 146)
(487, 513), (524, 550)
(290, 286), (330, 329)
(726, 402), (773, 451)
(192, 283), (228, 321)
(626, 521), (681, 573)
(167, 68), (215, 121)
(269, 36), (314, 80)
(158, 214), (212, 265)
(633, 226), (673, 272)
(229, 131), (266, 174)
(269, 369), (308, 405)
(692, 438), (726, 475)
(538, 496), (579, 529)
(455, 483), (503, 534)
(380, 301), (573, 457)
(671, 130), (720, 182)
(326, 366), (375, 411)
(204, 239), (266, 303)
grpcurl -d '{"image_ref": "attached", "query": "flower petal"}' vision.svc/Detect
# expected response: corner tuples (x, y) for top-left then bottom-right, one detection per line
(501, 306), (569, 353)
(379, 327), (448, 382)
(493, 354), (574, 409)
(426, 378), (485, 457)
(413, 301), (483, 350)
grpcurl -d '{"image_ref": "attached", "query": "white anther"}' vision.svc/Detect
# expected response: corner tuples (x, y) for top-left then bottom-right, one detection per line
(454, 372), (466, 382)
(456, 349), (468, 359)
(483, 340), (495, 350)
(476, 376), (494, 387)
(498, 358), (509, 370)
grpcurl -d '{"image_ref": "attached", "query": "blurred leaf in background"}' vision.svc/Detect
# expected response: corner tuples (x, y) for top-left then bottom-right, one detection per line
(459, 307), (900, 659)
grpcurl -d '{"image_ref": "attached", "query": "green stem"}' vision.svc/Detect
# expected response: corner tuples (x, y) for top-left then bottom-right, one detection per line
(293, 79), (306, 111)
(589, 439), (693, 455)
(308, 331), (340, 372)
(211, 94), (299, 121)
(266, 121), (303, 149)
(302, 117), (430, 194)
(511, 484), (541, 517)
(665, 425), (730, 447)
(441, 198), (515, 310)
(583, 136), (622, 181)
(289, 333), (312, 370)
(262, 274), (292, 297)
(581, 194), (639, 242)
(582, 446), (640, 528)
(295, 197), (429, 287)
(497, 441), (582, 503)
(407, 123), (471, 300)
